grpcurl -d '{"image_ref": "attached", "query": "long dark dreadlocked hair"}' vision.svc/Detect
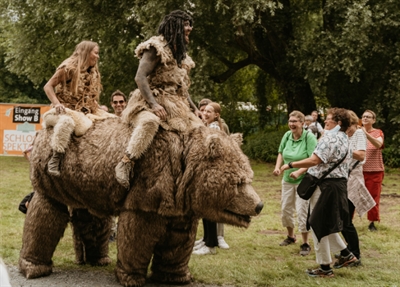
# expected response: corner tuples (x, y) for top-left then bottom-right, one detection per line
(158, 10), (193, 66)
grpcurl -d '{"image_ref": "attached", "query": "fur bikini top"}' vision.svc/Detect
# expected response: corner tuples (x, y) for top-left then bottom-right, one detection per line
(55, 66), (101, 114)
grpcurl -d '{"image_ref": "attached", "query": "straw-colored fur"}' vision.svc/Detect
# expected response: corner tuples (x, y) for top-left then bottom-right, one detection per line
(43, 108), (117, 152)
(20, 117), (263, 286)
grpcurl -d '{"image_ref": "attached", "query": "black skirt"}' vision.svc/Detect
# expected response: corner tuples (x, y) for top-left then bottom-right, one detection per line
(309, 178), (349, 242)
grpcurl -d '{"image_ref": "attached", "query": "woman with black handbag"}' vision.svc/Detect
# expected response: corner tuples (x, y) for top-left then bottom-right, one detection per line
(281, 108), (358, 278)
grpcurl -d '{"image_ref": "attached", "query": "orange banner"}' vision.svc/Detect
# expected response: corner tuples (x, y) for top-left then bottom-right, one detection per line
(0, 103), (51, 155)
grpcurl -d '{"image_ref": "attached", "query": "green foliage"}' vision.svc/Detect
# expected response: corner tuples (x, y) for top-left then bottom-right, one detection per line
(0, 25), (46, 103)
(224, 108), (259, 137)
(0, 0), (399, 141)
(295, 0), (400, 140)
(194, 65), (261, 135)
(383, 144), (400, 168)
(0, 0), (141, 104)
(0, 0), (319, 112)
(242, 127), (288, 163)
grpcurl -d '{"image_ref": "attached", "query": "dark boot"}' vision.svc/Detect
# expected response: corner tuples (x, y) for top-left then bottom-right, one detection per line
(48, 151), (63, 176)
(115, 154), (134, 189)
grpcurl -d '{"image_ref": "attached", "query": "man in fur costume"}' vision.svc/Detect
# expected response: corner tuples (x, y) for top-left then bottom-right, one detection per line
(43, 40), (116, 177)
(115, 10), (203, 188)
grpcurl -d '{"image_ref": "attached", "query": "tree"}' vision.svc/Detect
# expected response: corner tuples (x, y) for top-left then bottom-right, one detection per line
(0, 25), (47, 103)
(1, 0), (319, 112)
(296, 0), (400, 140)
(1, 0), (399, 140)
(0, 0), (141, 104)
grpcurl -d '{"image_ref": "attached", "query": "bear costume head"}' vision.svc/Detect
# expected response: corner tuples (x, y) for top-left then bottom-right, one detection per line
(121, 126), (263, 227)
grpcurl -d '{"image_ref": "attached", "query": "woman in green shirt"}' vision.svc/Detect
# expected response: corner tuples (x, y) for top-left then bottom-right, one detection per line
(273, 110), (318, 256)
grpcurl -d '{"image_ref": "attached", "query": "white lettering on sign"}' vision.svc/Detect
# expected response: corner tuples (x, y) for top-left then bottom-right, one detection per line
(3, 130), (36, 152)
(14, 114), (34, 122)
(13, 107), (41, 123)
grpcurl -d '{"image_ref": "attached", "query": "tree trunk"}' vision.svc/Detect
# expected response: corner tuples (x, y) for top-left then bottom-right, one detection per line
(326, 72), (367, 115)
(280, 77), (316, 115)
(255, 71), (270, 129)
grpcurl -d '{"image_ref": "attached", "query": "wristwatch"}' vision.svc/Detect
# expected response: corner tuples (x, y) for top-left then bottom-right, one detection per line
(288, 162), (293, 168)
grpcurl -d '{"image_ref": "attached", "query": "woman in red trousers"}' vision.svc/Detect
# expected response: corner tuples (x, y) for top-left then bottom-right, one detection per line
(361, 110), (384, 232)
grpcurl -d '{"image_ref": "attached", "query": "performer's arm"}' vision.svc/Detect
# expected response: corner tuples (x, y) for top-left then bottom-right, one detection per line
(186, 94), (201, 118)
(362, 127), (384, 149)
(44, 69), (67, 114)
(135, 47), (167, 121)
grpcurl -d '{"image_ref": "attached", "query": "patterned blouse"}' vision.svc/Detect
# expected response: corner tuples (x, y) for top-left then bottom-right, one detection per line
(308, 130), (352, 179)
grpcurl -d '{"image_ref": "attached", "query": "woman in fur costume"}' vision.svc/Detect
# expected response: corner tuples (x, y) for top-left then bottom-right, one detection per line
(115, 10), (203, 188)
(43, 40), (115, 176)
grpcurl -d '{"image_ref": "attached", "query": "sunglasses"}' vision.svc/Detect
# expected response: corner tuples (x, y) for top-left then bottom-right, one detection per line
(113, 100), (125, 105)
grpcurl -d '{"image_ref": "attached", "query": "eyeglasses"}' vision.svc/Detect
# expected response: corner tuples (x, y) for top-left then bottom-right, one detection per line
(362, 115), (373, 119)
(288, 120), (299, 123)
(113, 100), (125, 105)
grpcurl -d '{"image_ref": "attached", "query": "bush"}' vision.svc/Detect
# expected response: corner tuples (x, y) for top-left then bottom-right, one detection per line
(222, 109), (259, 138)
(242, 127), (289, 163)
(382, 144), (400, 168)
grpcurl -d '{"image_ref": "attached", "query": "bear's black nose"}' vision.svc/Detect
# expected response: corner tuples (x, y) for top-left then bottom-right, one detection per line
(255, 202), (264, 214)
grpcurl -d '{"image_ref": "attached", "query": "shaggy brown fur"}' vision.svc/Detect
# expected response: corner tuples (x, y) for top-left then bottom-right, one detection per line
(19, 192), (69, 279)
(20, 117), (263, 286)
(70, 208), (112, 266)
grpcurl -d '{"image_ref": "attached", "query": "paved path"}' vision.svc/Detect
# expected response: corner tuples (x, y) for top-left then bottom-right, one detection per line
(7, 265), (229, 287)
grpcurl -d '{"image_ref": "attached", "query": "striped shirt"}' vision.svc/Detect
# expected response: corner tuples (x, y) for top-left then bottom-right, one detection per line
(363, 129), (384, 172)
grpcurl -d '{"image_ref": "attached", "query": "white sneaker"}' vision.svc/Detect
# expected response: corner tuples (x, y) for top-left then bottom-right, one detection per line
(192, 245), (216, 255)
(193, 241), (205, 251)
(194, 238), (204, 246)
(218, 236), (229, 249)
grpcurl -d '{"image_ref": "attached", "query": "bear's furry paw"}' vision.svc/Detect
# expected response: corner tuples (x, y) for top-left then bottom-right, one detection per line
(88, 256), (112, 266)
(149, 271), (192, 285)
(115, 266), (146, 287)
(19, 258), (53, 279)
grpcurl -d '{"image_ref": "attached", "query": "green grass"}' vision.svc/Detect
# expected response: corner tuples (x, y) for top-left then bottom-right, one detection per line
(1, 156), (400, 286)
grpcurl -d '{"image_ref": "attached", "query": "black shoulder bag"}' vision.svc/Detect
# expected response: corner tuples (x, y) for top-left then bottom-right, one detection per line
(297, 150), (348, 200)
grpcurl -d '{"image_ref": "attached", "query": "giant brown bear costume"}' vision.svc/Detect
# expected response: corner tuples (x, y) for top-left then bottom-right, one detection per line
(19, 116), (263, 287)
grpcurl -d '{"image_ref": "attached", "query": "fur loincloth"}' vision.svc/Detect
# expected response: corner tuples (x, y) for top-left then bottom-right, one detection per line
(43, 108), (117, 137)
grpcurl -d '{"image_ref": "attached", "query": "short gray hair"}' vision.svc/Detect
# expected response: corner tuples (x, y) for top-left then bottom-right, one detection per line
(289, 110), (305, 123)
(305, 115), (313, 122)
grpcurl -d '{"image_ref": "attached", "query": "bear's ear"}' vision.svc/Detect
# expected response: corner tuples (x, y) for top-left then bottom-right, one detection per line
(230, 133), (243, 146)
(205, 134), (223, 159)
